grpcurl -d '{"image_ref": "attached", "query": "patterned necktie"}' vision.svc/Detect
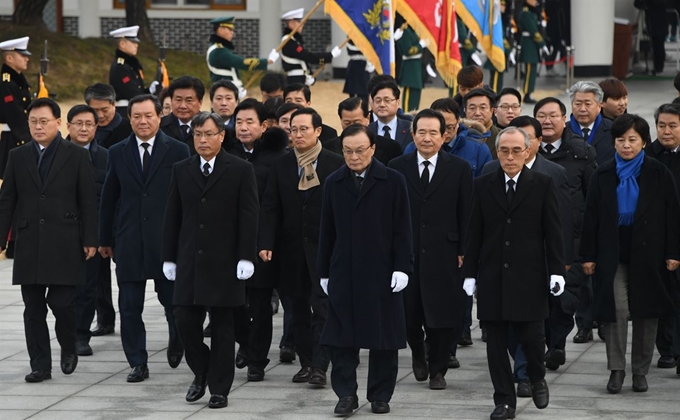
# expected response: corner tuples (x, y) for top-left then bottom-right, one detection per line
(356, 175), (364, 190)
(421, 161), (430, 190)
(180, 124), (190, 140)
(544, 144), (554, 154)
(203, 162), (211, 177)
(582, 127), (590, 140)
(506, 179), (516, 204)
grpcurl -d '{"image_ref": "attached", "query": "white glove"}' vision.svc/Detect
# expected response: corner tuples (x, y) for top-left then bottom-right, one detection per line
(541, 46), (551, 57)
(394, 28), (404, 41)
(331, 46), (342, 58)
(365, 61), (375, 73)
(550, 275), (565, 296)
(390, 271), (408, 293)
(320, 278), (329, 295)
(463, 278), (476, 296)
(471, 52), (482, 66)
(163, 261), (176, 281)
(238, 87), (247, 100)
(268, 48), (280, 63)
(426, 64), (437, 78)
(419, 39), (430, 48)
(149, 80), (160, 95)
(237, 259), (254, 280)
(305, 74), (316, 86)
(508, 48), (516, 65)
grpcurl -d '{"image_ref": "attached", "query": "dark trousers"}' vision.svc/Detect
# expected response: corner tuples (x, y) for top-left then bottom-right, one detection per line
(656, 277), (680, 358)
(575, 275), (594, 330)
(174, 305), (235, 396)
(650, 34), (666, 73)
(233, 304), (250, 350)
(118, 278), (176, 367)
(279, 294), (295, 349)
(245, 287), (273, 369)
(329, 346), (398, 402)
(485, 320), (545, 409)
(76, 253), (103, 342)
(291, 292), (330, 371)
(21, 284), (77, 371)
(95, 257), (115, 326)
(451, 295), (473, 356)
(546, 295), (575, 351)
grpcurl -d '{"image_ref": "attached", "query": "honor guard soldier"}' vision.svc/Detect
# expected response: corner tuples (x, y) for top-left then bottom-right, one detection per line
(518, 0), (548, 104)
(0, 36), (31, 178)
(394, 22), (425, 112)
(280, 8), (341, 86)
(343, 41), (371, 104)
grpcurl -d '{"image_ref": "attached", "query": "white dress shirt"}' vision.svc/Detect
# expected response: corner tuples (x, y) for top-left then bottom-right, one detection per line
(504, 171), (521, 192)
(200, 155), (216, 175)
(136, 136), (156, 162)
(541, 138), (561, 153)
(525, 156), (536, 169)
(417, 152), (438, 182)
(377, 117), (398, 140)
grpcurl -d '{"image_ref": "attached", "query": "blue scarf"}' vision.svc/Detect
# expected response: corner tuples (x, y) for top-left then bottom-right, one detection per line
(569, 113), (602, 145)
(615, 150), (644, 226)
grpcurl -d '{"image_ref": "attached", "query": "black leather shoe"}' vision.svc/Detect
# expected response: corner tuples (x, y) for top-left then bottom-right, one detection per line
(247, 367), (264, 382)
(544, 349), (566, 371)
(531, 379), (549, 409)
(458, 330), (473, 346)
(516, 379), (532, 398)
(597, 324), (606, 342)
(186, 375), (208, 402)
(606, 370), (625, 394)
(657, 356), (677, 368)
(25, 370), (52, 383)
(371, 401), (390, 414)
(76, 340), (93, 356)
(334, 395), (358, 415)
(632, 374), (648, 392)
(208, 394), (228, 409)
(573, 328), (593, 343)
(235, 348), (247, 369)
(203, 323), (211, 337)
(524, 96), (537, 105)
(490, 404), (516, 420)
(61, 352), (78, 375)
(429, 372), (447, 390)
(127, 365), (149, 382)
(448, 354), (460, 369)
(279, 346), (296, 363)
(91, 324), (114, 336)
(308, 367), (327, 386)
(292, 366), (311, 383)
(167, 339), (184, 369)
(412, 354), (428, 382)
(481, 327), (488, 343)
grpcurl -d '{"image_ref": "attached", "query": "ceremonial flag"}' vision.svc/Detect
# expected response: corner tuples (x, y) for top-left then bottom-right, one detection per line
(456, 0), (505, 72)
(396, 0), (461, 86)
(325, 0), (395, 76)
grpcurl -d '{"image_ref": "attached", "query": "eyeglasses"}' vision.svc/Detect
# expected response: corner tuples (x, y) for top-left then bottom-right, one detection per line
(497, 147), (527, 157)
(466, 105), (491, 113)
(498, 104), (521, 111)
(69, 121), (97, 129)
(193, 131), (221, 139)
(535, 113), (564, 121)
(29, 118), (56, 127)
(445, 124), (457, 133)
(342, 146), (373, 156)
(290, 126), (311, 135)
(373, 97), (397, 105)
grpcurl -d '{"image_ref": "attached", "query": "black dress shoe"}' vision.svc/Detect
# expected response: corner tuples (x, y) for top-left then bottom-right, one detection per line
(334, 395), (358, 415)
(481, 327), (488, 342)
(203, 323), (211, 337)
(597, 324), (606, 342)
(531, 379), (549, 409)
(127, 365), (149, 383)
(606, 370), (625, 394)
(167, 339), (184, 369)
(448, 354), (461, 369)
(429, 372), (447, 390)
(657, 355), (677, 368)
(412, 355), (428, 382)
(524, 96), (537, 105)
(91, 324), (115, 336)
(573, 328), (593, 343)
(76, 340), (93, 356)
(371, 401), (390, 414)
(632, 374), (648, 392)
(61, 352), (78, 375)
(490, 404), (516, 420)
(458, 330), (473, 346)
(208, 394), (228, 409)
(235, 348), (247, 369)
(247, 366), (264, 382)
(516, 379), (532, 398)
(544, 349), (566, 371)
(292, 366), (311, 383)
(279, 346), (296, 363)
(25, 370), (52, 383)
(186, 375), (208, 402)
(308, 367), (327, 386)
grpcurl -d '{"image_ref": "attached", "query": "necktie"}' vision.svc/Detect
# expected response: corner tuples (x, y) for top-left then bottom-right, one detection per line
(544, 144), (554, 154)
(382, 125), (392, 140)
(203, 162), (211, 177)
(37, 148), (47, 182)
(180, 124), (190, 140)
(582, 127), (590, 139)
(141, 142), (151, 174)
(421, 161), (430, 190)
(506, 179), (516, 204)
(356, 175), (364, 190)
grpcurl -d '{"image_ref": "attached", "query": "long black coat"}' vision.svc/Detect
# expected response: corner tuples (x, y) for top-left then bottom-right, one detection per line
(258, 148), (344, 298)
(0, 138), (98, 285)
(162, 151), (259, 307)
(579, 156), (680, 321)
(317, 159), (414, 349)
(389, 151), (473, 329)
(99, 130), (190, 282)
(463, 167), (565, 321)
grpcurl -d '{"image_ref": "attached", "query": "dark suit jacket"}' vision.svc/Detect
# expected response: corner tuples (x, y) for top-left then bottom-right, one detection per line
(324, 133), (402, 166)
(463, 167), (565, 321)
(389, 151), (473, 329)
(160, 113), (196, 155)
(368, 119), (413, 151)
(0, 137), (98, 286)
(162, 150), (259, 307)
(258, 149), (344, 298)
(99, 130), (190, 282)
(319, 124), (338, 143)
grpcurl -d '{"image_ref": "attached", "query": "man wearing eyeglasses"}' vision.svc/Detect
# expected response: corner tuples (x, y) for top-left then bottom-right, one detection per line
(463, 126), (565, 420)
(368, 81), (413, 151)
(495, 88), (523, 129)
(464, 88), (501, 159)
(0, 98), (98, 383)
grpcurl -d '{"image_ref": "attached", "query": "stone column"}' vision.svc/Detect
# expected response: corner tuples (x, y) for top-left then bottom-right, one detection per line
(260, 0), (281, 70)
(77, 0), (100, 38)
(571, 0), (615, 77)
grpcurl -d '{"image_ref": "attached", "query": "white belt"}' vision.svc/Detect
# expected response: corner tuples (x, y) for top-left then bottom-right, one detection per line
(402, 54), (422, 60)
(1, 125), (10, 132)
(206, 44), (243, 87)
(522, 31), (531, 36)
(286, 69), (306, 77)
(116, 99), (129, 107)
(349, 55), (366, 61)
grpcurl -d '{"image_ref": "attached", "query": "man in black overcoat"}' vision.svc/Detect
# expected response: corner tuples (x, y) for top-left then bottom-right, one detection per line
(162, 111), (259, 409)
(389, 109), (472, 390)
(99, 94), (190, 382)
(160, 76), (205, 156)
(0, 98), (98, 382)
(462, 127), (566, 420)
(317, 124), (413, 415)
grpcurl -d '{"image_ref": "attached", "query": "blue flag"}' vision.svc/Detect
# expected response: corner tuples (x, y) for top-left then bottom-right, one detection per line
(457, 0), (505, 72)
(325, 0), (395, 76)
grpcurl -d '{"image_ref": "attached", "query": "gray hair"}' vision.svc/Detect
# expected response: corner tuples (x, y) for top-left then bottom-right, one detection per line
(568, 81), (604, 103)
(495, 126), (531, 149)
(191, 111), (225, 131)
(84, 83), (116, 104)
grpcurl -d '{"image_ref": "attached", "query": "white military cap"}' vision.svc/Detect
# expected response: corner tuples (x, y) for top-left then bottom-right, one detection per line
(282, 8), (304, 20)
(109, 25), (140, 42)
(0, 36), (31, 56)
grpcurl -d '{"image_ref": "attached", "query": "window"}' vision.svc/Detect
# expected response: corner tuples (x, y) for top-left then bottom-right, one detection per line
(113, 0), (245, 10)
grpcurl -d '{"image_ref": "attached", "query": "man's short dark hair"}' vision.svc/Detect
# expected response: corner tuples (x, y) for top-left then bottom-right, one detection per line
(264, 97), (284, 120)
(611, 113), (651, 145)
(463, 88), (496, 108)
(67, 104), (99, 124)
(191, 111), (225, 131)
(27, 98), (61, 118)
(338, 96), (369, 118)
(370, 81), (400, 100)
(128, 94), (162, 116)
(366, 74), (396, 98)
(413, 109), (445, 135)
(260, 72), (287, 94)
(168, 76), (205, 101)
(430, 98), (461, 119)
(457, 65), (484, 88)
(533, 97), (567, 117)
(210, 79), (239, 102)
(497, 87), (522, 104)
(234, 98), (267, 124)
(508, 116), (542, 138)
(275, 102), (303, 120)
(654, 103), (680, 124)
(340, 124), (376, 148)
(283, 83), (311, 103)
(84, 83), (116, 104)
(290, 107), (322, 129)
